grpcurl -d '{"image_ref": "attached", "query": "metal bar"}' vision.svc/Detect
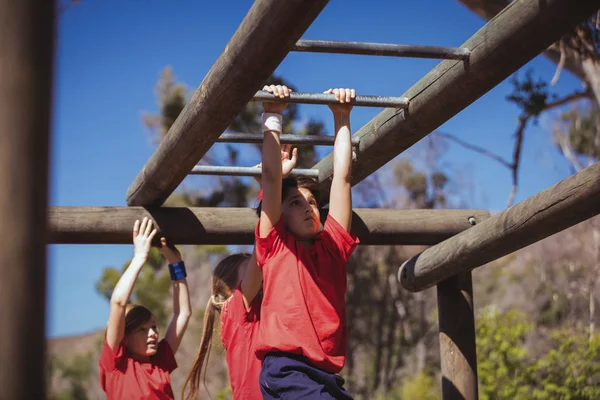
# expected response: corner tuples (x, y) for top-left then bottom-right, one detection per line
(48, 207), (491, 245)
(399, 162), (600, 293)
(126, 0), (330, 206)
(252, 91), (409, 108)
(0, 0), (55, 398)
(216, 132), (360, 146)
(292, 39), (470, 60)
(190, 165), (319, 179)
(312, 0), (600, 206)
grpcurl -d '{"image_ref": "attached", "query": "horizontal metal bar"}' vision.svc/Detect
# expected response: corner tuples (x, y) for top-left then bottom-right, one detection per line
(292, 40), (471, 60)
(252, 91), (409, 108)
(216, 132), (360, 146)
(190, 165), (319, 179)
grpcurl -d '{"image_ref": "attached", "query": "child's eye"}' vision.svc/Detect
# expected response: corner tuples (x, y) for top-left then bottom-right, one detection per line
(291, 200), (298, 206)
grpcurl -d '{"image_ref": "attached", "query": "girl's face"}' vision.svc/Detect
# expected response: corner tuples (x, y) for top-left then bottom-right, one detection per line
(281, 187), (320, 241)
(125, 316), (159, 358)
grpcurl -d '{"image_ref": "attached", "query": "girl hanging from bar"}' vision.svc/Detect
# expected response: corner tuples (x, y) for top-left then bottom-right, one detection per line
(99, 217), (192, 399)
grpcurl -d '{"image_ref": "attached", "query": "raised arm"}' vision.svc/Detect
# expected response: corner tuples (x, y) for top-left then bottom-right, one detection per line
(327, 88), (355, 232)
(240, 249), (261, 310)
(161, 238), (192, 354)
(259, 85), (292, 238)
(106, 218), (157, 350)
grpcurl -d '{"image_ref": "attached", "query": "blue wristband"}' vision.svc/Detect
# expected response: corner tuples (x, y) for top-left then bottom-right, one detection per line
(168, 261), (187, 281)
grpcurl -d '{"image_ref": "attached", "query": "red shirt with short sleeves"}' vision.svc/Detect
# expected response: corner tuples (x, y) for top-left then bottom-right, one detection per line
(99, 338), (177, 400)
(254, 215), (359, 373)
(220, 287), (262, 400)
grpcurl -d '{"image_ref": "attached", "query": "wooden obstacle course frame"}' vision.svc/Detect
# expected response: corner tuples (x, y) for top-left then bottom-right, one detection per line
(7, 0), (600, 398)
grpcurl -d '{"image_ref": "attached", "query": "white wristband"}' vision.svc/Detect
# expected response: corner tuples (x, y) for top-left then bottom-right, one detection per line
(262, 112), (283, 133)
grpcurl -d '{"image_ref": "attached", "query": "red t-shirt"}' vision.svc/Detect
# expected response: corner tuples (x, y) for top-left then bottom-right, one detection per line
(254, 215), (359, 373)
(220, 287), (262, 400)
(99, 338), (177, 400)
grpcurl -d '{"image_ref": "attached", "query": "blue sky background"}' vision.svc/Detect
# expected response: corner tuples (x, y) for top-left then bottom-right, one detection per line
(48, 0), (585, 337)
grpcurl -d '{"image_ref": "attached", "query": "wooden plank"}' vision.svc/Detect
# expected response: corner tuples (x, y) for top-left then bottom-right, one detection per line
(438, 272), (478, 400)
(312, 0), (600, 200)
(0, 0), (55, 398)
(48, 207), (490, 245)
(400, 162), (600, 292)
(126, 0), (329, 206)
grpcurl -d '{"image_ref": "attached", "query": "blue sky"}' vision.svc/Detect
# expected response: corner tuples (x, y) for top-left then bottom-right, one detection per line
(48, 0), (585, 337)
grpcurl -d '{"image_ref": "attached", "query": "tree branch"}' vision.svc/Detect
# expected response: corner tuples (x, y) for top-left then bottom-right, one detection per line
(436, 89), (589, 208)
(507, 116), (530, 208)
(433, 131), (513, 169)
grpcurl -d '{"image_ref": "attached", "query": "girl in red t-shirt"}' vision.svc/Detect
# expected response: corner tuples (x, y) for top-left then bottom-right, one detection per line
(99, 218), (192, 400)
(181, 251), (263, 400)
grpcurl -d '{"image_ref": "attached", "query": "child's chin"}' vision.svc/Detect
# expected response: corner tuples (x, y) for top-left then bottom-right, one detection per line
(145, 347), (158, 356)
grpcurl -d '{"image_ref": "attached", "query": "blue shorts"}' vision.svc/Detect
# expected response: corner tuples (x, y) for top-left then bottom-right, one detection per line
(259, 353), (353, 400)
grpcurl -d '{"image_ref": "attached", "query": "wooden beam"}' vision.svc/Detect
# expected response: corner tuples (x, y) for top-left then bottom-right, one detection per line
(399, 162), (600, 292)
(48, 207), (490, 245)
(312, 0), (600, 199)
(126, 0), (329, 206)
(457, 0), (588, 82)
(0, 0), (54, 398)
(438, 272), (478, 400)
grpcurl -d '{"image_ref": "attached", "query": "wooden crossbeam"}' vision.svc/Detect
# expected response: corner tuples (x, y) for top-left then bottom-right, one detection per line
(48, 207), (490, 246)
(312, 0), (600, 201)
(399, 162), (600, 292)
(126, 0), (329, 207)
(0, 0), (55, 397)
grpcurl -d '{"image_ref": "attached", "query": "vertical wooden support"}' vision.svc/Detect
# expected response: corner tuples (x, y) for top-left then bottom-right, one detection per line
(0, 0), (55, 398)
(437, 272), (478, 400)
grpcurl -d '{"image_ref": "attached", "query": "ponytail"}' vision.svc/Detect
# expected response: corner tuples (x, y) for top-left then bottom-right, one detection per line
(182, 296), (225, 399)
(181, 253), (250, 400)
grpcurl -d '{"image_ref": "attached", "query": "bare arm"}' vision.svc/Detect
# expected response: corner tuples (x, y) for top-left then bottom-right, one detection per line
(161, 238), (192, 354)
(241, 249), (262, 310)
(106, 218), (157, 350)
(327, 88), (355, 232)
(259, 85), (292, 238)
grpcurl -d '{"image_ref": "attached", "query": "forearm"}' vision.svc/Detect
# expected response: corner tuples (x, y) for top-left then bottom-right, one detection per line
(261, 113), (283, 183)
(172, 278), (192, 319)
(110, 256), (145, 307)
(165, 278), (191, 353)
(241, 250), (262, 310)
(333, 111), (352, 183)
(329, 110), (353, 231)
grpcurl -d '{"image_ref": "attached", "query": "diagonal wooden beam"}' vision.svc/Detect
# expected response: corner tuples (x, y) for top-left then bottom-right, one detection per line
(399, 162), (600, 292)
(48, 207), (490, 246)
(456, 0), (589, 82)
(312, 0), (600, 200)
(126, 0), (329, 206)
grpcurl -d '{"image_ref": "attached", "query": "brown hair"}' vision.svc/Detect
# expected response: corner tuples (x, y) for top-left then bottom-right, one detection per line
(181, 253), (251, 400)
(124, 305), (154, 336)
(255, 176), (321, 217)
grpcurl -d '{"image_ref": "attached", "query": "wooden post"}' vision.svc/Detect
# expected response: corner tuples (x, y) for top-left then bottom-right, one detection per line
(48, 207), (489, 245)
(312, 0), (600, 199)
(438, 272), (478, 400)
(126, 0), (329, 206)
(0, 0), (55, 398)
(400, 162), (600, 292)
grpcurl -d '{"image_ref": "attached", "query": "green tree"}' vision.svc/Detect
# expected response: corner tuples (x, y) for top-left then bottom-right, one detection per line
(95, 247), (171, 326)
(476, 307), (531, 400)
(51, 351), (94, 400)
(524, 329), (600, 399)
